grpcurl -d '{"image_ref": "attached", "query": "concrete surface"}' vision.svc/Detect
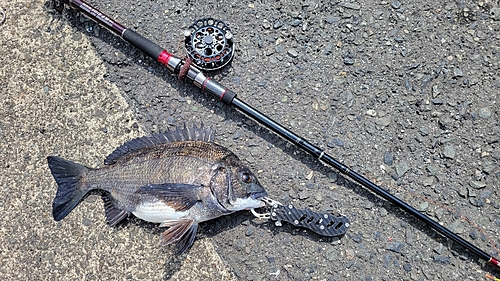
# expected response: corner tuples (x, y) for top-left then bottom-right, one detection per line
(1, 0), (500, 280)
(0, 1), (234, 280)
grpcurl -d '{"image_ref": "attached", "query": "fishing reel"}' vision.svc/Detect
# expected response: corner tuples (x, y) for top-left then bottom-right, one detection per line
(184, 18), (234, 71)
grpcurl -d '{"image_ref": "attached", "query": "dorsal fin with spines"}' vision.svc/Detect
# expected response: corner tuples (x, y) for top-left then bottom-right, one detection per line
(104, 124), (214, 165)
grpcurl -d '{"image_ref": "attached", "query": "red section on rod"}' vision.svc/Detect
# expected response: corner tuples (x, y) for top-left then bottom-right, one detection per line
(158, 50), (173, 66)
(489, 257), (500, 269)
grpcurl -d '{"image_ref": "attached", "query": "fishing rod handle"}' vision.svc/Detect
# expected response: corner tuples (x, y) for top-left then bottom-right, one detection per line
(68, 0), (125, 36)
(66, 0), (237, 105)
(68, 0), (167, 63)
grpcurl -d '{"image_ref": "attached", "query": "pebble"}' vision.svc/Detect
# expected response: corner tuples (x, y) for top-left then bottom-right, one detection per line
(343, 57), (354, 65)
(379, 207), (388, 217)
(386, 241), (404, 253)
(443, 145), (456, 159)
(468, 188), (477, 197)
(453, 68), (463, 77)
(391, 0), (402, 9)
(273, 20), (282, 29)
(419, 127), (429, 136)
(262, 20), (271, 29)
(433, 243), (443, 254)
(383, 151), (394, 166)
(470, 197), (485, 207)
(418, 201), (429, 211)
(287, 49), (299, 58)
(365, 122), (376, 135)
(479, 189), (491, 199)
(482, 160), (495, 174)
(339, 2), (361, 10)
(458, 187), (468, 197)
(433, 255), (450, 264)
(395, 161), (409, 177)
(491, 7), (500, 21)
(432, 85), (441, 97)
(314, 193), (323, 202)
(431, 99), (443, 105)
(298, 191), (310, 200)
(325, 247), (339, 261)
(331, 137), (344, 147)
(449, 220), (464, 234)
(422, 177), (434, 186)
(328, 172), (338, 182)
(435, 208), (444, 220)
(383, 254), (393, 266)
(323, 43), (333, 55)
(366, 109), (377, 117)
(404, 79), (411, 91)
(326, 16), (339, 24)
(375, 116), (391, 127)
(478, 107), (492, 119)
(427, 165), (437, 176)
(405, 228), (413, 244)
(82, 217), (92, 226)
(351, 235), (363, 243)
(403, 263), (412, 271)
(245, 225), (255, 236)
(235, 239), (246, 251)
(257, 80), (267, 87)
(345, 249), (355, 260)
(290, 19), (302, 27)
(233, 130), (242, 139)
(469, 180), (486, 189)
(421, 75), (433, 90)
(266, 256), (275, 263)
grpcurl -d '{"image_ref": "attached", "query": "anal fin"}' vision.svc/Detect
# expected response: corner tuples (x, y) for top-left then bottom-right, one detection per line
(102, 194), (129, 227)
(160, 219), (198, 254)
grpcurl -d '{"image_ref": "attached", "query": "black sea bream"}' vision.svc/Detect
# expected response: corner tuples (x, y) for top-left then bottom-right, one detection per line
(47, 125), (268, 253)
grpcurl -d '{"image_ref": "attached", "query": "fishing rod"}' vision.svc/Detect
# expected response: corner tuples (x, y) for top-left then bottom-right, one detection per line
(57, 0), (500, 270)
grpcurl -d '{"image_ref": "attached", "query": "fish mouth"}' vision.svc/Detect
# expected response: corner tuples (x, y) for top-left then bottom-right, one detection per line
(251, 191), (268, 208)
(251, 191), (268, 200)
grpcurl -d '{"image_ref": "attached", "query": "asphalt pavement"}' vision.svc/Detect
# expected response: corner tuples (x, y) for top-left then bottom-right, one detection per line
(1, 0), (500, 280)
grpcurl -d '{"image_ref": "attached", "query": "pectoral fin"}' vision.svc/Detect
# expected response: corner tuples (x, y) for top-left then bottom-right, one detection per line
(160, 219), (198, 253)
(136, 183), (203, 211)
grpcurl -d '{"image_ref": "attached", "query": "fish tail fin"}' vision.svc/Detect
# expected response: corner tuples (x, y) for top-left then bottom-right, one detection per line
(47, 156), (89, 221)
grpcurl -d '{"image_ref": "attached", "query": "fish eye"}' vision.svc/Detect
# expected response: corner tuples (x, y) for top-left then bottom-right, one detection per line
(241, 173), (252, 183)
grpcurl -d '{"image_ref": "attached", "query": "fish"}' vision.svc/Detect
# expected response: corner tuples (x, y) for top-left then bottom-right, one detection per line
(47, 124), (268, 253)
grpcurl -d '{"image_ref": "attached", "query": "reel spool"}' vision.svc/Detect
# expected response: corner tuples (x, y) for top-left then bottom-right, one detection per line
(184, 18), (234, 71)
